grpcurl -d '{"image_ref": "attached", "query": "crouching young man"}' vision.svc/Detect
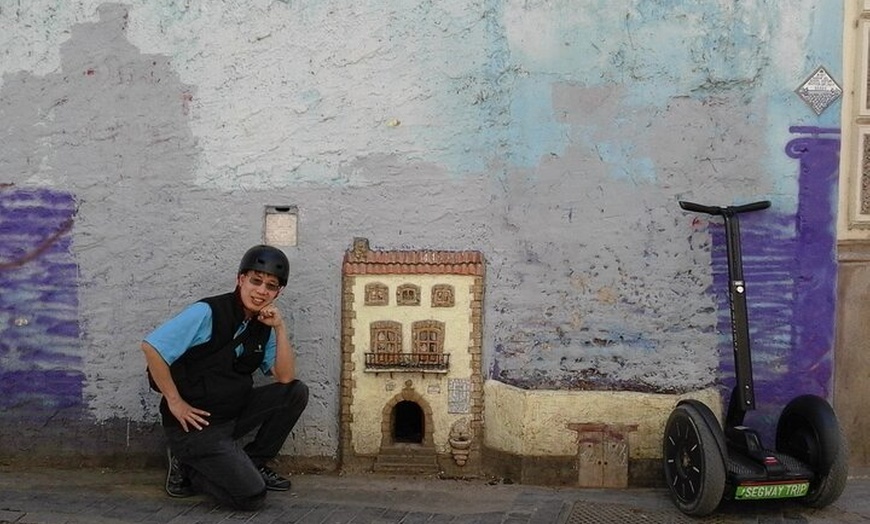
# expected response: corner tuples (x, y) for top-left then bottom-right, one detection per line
(141, 245), (309, 511)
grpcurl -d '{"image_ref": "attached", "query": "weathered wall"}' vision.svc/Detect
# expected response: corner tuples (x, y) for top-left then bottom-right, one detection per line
(0, 1), (844, 463)
(483, 380), (721, 459)
(836, 243), (870, 467)
(482, 379), (722, 485)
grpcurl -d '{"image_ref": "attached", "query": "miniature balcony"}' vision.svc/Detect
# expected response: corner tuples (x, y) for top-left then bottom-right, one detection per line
(364, 352), (450, 373)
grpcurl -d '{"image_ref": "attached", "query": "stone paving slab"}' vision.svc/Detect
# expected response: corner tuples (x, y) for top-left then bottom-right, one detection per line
(0, 467), (867, 523)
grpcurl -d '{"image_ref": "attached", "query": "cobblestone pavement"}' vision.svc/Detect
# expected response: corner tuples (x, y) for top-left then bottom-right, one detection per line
(0, 467), (868, 523)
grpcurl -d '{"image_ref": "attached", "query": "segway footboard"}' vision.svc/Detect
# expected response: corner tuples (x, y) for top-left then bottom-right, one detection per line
(725, 449), (813, 501)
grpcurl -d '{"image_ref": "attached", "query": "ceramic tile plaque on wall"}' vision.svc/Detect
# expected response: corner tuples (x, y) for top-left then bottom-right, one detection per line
(448, 378), (471, 414)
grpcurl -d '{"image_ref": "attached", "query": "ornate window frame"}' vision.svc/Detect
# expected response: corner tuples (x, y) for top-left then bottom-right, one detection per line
(412, 320), (444, 357)
(431, 284), (455, 307)
(364, 282), (389, 306)
(396, 283), (421, 306)
(370, 321), (402, 354)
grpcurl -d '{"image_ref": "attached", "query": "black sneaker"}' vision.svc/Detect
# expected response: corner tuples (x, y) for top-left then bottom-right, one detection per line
(165, 447), (195, 498)
(258, 466), (291, 491)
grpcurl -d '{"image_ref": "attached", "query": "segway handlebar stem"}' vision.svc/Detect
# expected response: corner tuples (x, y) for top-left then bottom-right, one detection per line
(679, 198), (771, 425)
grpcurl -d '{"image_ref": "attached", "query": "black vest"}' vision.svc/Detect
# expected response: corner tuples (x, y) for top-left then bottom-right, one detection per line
(160, 291), (271, 428)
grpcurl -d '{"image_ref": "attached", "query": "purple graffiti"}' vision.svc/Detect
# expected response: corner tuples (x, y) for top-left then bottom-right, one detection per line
(0, 187), (82, 415)
(710, 126), (839, 436)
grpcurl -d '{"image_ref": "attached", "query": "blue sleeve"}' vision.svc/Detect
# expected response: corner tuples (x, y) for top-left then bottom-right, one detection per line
(259, 329), (278, 375)
(144, 302), (213, 365)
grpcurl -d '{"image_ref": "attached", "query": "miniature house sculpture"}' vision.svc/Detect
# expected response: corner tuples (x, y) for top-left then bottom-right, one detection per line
(339, 238), (485, 475)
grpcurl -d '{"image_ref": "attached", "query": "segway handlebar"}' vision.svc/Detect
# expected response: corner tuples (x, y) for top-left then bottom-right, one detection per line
(679, 200), (771, 216)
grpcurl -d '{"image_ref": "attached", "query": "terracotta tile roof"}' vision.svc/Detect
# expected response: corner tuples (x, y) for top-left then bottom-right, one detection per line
(343, 238), (484, 276)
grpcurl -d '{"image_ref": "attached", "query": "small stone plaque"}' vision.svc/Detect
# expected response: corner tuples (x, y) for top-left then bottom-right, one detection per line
(264, 206), (298, 247)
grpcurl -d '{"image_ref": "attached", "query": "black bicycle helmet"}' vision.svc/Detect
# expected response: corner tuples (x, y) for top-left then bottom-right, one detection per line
(238, 245), (289, 286)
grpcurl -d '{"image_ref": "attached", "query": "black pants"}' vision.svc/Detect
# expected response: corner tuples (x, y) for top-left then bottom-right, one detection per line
(165, 380), (309, 511)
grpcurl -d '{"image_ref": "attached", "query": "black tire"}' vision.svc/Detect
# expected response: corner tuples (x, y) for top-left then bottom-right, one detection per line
(775, 394), (849, 508)
(662, 403), (727, 516)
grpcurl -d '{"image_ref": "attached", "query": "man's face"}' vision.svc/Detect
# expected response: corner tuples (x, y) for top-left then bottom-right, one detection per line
(237, 270), (282, 315)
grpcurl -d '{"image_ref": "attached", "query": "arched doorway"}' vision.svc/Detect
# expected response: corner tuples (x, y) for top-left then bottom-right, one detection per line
(373, 390), (438, 474)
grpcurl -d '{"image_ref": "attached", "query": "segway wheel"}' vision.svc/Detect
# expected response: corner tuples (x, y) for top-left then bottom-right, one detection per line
(775, 394), (849, 508)
(662, 403), (726, 517)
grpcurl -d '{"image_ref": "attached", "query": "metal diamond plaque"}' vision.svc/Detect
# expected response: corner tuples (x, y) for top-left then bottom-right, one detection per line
(796, 66), (842, 115)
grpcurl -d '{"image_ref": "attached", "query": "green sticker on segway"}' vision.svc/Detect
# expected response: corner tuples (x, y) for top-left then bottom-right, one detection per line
(735, 482), (809, 500)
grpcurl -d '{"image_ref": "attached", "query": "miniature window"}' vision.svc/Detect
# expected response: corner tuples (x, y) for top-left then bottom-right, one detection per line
(365, 282), (389, 306)
(371, 321), (403, 353)
(413, 320), (444, 356)
(370, 321), (403, 366)
(431, 284), (455, 307)
(396, 283), (421, 306)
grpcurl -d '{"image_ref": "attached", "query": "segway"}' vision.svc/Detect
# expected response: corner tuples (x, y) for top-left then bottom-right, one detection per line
(662, 199), (849, 517)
